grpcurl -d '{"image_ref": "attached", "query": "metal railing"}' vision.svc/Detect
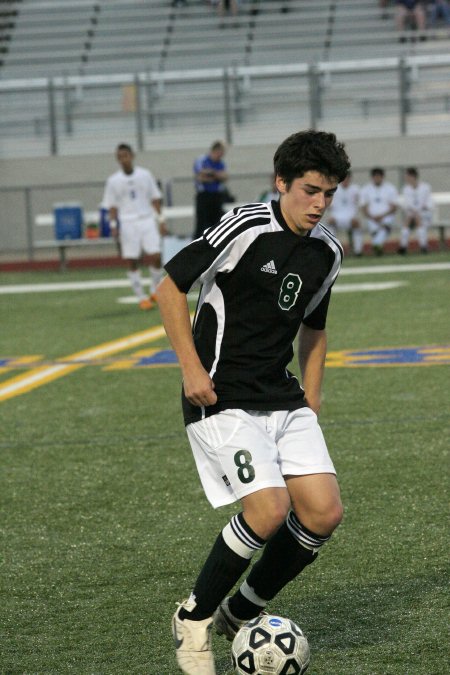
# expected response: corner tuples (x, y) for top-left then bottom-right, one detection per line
(1, 54), (450, 157)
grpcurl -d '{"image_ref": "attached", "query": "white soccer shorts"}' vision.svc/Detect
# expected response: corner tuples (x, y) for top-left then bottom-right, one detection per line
(120, 216), (160, 259)
(332, 213), (355, 231)
(186, 408), (336, 508)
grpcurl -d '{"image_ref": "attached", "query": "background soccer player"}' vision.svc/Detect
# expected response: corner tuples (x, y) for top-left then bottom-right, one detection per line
(359, 167), (399, 256)
(326, 171), (363, 256)
(103, 143), (167, 310)
(398, 166), (434, 254)
(156, 130), (351, 675)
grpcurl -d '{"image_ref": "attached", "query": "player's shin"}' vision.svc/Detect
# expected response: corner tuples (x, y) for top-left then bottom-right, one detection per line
(148, 265), (163, 295)
(178, 512), (265, 622)
(352, 228), (364, 256)
(417, 224), (428, 250)
(127, 270), (145, 300)
(228, 510), (330, 620)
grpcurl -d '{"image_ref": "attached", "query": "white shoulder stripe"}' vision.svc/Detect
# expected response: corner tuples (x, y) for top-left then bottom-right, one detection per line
(206, 203), (271, 247)
(207, 212), (271, 248)
(315, 222), (344, 256)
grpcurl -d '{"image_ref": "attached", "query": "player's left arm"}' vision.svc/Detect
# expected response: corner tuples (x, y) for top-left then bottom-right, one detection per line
(151, 197), (169, 236)
(298, 324), (327, 415)
(215, 167), (228, 183)
(384, 186), (399, 218)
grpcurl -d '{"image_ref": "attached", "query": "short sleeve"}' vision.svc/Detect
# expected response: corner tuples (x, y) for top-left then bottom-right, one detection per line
(102, 177), (117, 209)
(164, 238), (218, 294)
(302, 287), (331, 330)
(147, 171), (162, 201)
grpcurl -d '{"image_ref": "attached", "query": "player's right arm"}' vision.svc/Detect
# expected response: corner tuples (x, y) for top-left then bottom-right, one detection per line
(103, 176), (120, 238)
(155, 275), (217, 407)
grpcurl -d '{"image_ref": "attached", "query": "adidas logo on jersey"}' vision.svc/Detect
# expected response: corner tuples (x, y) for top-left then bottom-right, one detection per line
(261, 260), (277, 274)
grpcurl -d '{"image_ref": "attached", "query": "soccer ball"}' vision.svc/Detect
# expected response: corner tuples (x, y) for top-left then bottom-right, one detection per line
(231, 614), (310, 675)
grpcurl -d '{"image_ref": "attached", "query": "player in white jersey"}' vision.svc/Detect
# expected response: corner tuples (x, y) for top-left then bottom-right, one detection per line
(359, 167), (399, 256)
(102, 143), (167, 310)
(326, 171), (363, 256)
(398, 167), (434, 254)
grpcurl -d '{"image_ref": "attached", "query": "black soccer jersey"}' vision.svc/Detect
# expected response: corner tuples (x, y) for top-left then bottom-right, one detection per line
(165, 200), (343, 425)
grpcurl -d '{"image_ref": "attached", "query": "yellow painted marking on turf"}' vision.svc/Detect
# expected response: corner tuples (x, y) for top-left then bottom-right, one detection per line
(102, 348), (160, 371)
(0, 327), (166, 402)
(0, 355), (44, 375)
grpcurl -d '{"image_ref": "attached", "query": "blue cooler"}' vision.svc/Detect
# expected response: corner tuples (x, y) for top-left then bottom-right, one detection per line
(54, 203), (83, 240)
(99, 207), (113, 237)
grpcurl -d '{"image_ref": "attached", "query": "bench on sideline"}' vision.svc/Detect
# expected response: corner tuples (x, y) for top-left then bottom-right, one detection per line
(34, 205), (196, 272)
(34, 196), (450, 271)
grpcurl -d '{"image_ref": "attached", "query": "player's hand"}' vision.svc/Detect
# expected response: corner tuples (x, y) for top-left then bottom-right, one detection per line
(182, 364), (217, 407)
(159, 221), (169, 237)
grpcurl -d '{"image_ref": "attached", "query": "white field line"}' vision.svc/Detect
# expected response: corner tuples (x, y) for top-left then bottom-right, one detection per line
(0, 262), (449, 295)
(332, 281), (406, 293)
(340, 262), (450, 276)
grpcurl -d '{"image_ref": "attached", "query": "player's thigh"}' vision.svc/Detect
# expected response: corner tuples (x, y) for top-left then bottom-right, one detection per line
(277, 408), (336, 479)
(186, 409), (286, 508)
(120, 221), (140, 259)
(140, 218), (161, 254)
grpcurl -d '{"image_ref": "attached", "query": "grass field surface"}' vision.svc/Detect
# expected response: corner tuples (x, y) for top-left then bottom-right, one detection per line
(1, 252), (449, 674)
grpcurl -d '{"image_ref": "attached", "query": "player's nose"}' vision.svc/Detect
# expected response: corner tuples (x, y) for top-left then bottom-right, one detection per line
(313, 192), (326, 211)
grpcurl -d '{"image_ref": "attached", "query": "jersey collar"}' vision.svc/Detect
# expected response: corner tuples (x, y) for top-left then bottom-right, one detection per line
(271, 199), (312, 238)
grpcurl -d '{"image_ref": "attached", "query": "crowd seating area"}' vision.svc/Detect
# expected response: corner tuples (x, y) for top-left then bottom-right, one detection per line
(0, 0), (449, 158)
(1, 0), (450, 80)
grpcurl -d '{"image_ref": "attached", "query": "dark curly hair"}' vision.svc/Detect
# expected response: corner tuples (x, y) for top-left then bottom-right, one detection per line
(273, 130), (351, 188)
(116, 143), (134, 154)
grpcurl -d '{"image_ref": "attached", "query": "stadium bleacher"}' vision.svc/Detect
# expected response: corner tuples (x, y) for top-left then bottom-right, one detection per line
(0, 0), (449, 158)
(2, 0), (450, 79)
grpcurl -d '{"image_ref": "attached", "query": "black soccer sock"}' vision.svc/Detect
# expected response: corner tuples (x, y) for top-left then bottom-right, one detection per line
(179, 512), (265, 621)
(229, 511), (330, 620)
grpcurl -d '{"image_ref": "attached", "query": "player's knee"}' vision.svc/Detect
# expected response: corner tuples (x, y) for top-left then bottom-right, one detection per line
(325, 501), (344, 533)
(260, 504), (290, 539)
(319, 500), (344, 535)
(297, 500), (343, 537)
(243, 494), (290, 540)
(269, 501), (291, 531)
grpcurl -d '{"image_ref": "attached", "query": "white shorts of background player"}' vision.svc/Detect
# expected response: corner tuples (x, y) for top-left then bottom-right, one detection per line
(120, 216), (161, 259)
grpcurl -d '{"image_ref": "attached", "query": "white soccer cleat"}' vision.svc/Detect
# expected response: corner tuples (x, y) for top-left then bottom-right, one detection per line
(172, 601), (216, 675)
(213, 596), (260, 642)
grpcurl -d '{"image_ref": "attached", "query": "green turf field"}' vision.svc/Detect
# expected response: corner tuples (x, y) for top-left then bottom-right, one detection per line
(1, 252), (449, 674)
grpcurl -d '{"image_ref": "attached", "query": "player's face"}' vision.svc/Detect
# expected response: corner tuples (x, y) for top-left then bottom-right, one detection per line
(210, 147), (224, 161)
(276, 171), (338, 236)
(116, 148), (134, 174)
(372, 173), (384, 186)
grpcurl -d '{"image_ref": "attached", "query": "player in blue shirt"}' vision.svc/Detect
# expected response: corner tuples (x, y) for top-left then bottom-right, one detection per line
(193, 140), (228, 238)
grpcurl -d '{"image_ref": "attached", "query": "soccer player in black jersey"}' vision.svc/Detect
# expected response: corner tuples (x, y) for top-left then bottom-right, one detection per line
(156, 130), (351, 675)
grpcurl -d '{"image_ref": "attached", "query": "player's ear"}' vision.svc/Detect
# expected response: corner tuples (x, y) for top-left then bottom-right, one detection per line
(275, 175), (287, 194)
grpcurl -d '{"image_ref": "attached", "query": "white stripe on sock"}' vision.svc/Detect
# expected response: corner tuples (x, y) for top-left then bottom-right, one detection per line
(222, 519), (258, 560)
(239, 580), (267, 608)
